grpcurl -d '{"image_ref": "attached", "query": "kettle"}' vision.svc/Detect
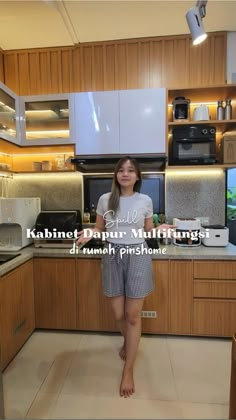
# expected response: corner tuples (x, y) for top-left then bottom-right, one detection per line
(193, 105), (210, 121)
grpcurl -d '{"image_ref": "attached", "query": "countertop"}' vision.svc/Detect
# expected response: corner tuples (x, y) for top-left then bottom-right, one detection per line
(1, 242), (236, 277)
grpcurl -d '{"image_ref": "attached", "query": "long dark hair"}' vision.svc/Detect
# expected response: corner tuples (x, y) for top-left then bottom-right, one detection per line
(108, 156), (142, 213)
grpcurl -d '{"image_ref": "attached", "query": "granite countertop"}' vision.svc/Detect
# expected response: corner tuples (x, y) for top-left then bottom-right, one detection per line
(0, 242), (236, 277)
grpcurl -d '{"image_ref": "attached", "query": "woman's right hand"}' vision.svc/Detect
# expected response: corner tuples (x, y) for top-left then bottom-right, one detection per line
(75, 229), (93, 245)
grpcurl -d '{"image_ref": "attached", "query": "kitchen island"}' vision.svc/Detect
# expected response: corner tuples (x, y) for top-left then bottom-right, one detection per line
(0, 243), (236, 370)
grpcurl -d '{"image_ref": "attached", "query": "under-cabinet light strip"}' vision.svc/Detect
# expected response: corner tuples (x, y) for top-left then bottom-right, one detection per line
(166, 169), (223, 175)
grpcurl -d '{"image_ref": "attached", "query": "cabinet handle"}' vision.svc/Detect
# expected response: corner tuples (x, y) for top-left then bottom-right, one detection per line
(13, 319), (26, 335)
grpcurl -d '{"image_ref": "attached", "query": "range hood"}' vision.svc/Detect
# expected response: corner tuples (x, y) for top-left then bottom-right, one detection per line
(71, 155), (167, 173)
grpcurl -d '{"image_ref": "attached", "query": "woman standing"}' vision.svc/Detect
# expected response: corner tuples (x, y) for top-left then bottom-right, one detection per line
(77, 156), (172, 398)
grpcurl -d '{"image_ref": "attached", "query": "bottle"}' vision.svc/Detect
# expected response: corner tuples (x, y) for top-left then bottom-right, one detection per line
(225, 98), (232, 120)
(90, 204), (96, 223)
(216, 100), (224, 120)
(83, 208), (90, 224)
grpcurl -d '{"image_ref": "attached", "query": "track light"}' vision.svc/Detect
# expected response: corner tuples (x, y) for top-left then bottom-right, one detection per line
(186, 0), (208, 46)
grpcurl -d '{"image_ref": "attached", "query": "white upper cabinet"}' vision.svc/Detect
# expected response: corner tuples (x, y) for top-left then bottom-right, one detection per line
(74, 91), (120, 155)
(0, 81), (21, 146)
(119, 88), (167, 154)
(74, 88), (167, 156)
(20, 94), (73, 146)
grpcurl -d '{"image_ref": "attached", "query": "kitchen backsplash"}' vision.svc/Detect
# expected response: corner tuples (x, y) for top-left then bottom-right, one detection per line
(165, 169), (225, 225)
(0, 169), (225, 225)
(2, 173), (83, 212)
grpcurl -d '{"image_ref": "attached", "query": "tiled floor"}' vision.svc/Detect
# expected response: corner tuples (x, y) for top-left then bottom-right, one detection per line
(3, 331), (231, 419)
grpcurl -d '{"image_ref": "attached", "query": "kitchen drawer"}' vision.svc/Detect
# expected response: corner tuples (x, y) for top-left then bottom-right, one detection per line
(194, 261), (236, 280)
(193, 299), (236, 336)
(194, 279), (236, 299)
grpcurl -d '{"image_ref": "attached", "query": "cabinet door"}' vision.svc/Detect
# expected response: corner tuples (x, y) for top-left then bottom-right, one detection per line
(142, 261), (169, 333)
(76, 259), (117, 332)
(34, 258), (76, 329)
(20, 93), (72, 146)
(119, 88), (167, 154)
(169, 260), (193, 334)
(74, 91), (120, 155)
(0, 81), (21, 146)
(0, 260), (35, 369)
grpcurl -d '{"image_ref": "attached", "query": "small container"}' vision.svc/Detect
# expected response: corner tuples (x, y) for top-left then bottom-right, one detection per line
(42, 160), (52, 171)
(55, 155), (65, 170)
(32, 162), (42, 171)
(216, 100), (224, 120)
(83, 208), (90, 223)
(225, 98), (232, 120)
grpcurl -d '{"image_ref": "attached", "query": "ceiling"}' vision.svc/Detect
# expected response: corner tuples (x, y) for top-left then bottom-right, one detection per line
(0, 0), (236, 50)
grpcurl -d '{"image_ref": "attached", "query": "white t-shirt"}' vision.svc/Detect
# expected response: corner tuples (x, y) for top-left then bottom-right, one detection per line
(96, 192), (153, 244)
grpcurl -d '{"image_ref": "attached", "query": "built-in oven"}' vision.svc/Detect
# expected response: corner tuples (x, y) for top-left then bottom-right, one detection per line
(170, 125), (216, 165)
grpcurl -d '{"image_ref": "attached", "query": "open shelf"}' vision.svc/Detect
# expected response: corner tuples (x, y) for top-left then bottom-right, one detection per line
(168, 119), (236, 126)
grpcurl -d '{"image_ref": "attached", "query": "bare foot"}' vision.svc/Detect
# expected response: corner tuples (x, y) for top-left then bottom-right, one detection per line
(119, 341), (126, 361)
(120, 368), (135, 397)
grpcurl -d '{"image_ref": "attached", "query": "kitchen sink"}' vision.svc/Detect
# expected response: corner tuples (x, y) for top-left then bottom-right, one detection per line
(0, 253), (21, 265)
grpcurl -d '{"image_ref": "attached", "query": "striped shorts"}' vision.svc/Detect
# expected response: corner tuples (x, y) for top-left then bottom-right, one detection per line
(101, 242), (154, 298)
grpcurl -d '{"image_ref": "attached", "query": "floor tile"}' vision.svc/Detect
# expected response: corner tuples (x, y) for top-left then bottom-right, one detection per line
(16, 331), (81, 360)
(133, 336), (177, 400)
(3, 387), (38, 419)
(180, 401), (229, 419)
(61, 334), (177, 400)
(49, 394), (184, 419)
(167, 336), (231, 403)
(3, 357), (53, 391)
(40, 351), (75, 394)
(60, 334), (122, 397)
(26, 393), (59, 419)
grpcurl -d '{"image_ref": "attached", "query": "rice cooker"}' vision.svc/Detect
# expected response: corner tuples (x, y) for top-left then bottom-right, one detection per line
(201, 225), (229, 247)
(173, 218), (201, 247)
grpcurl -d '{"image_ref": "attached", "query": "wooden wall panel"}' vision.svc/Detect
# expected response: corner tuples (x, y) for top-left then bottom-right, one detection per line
(139, 41), (150, 88)
(39, 51), (51, 94)
(93, 44), (105, 91)
(18, 53), (30, 95)
(115, 43), (127, 89)
(80, 45), (93, 91)
(4, 53), (19, 93)
(72, 46), (81, 92)
(0, 49), (4, 82)
(3, 32), (227, 95)
(104, 44), (115, 90)
(127, 42), (139, 89)
(61, 49), (73, 93)
(150, 40), (162, 87)
(29, 52), (41, 94)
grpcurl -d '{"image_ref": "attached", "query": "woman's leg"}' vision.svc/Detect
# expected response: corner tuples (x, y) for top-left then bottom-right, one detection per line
(120, 297), (145, 397)
(110, 296), (126, 360)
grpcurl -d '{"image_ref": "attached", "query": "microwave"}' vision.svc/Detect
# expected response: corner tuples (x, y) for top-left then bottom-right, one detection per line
(170, 125), (217, 165)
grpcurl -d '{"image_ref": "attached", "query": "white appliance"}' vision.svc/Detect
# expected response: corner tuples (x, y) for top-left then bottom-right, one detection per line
(0, 197), (41, 251)
(193, 105), (210, 121)
(173, 217), (201, 247)
(201, 225), (229, 247)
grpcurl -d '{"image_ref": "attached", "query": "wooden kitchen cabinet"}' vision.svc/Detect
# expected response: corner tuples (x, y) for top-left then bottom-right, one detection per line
(192, 260), (236, 336)
(0, 260), (35, 369)
(76, 259), (117, 332)
(169, 260), (193, 334)
(34, 258), (76, 330)
(142, 261), (169, 333)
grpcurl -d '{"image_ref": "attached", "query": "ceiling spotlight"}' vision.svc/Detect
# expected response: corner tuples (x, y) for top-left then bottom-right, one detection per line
(186, 0), (208, 46)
